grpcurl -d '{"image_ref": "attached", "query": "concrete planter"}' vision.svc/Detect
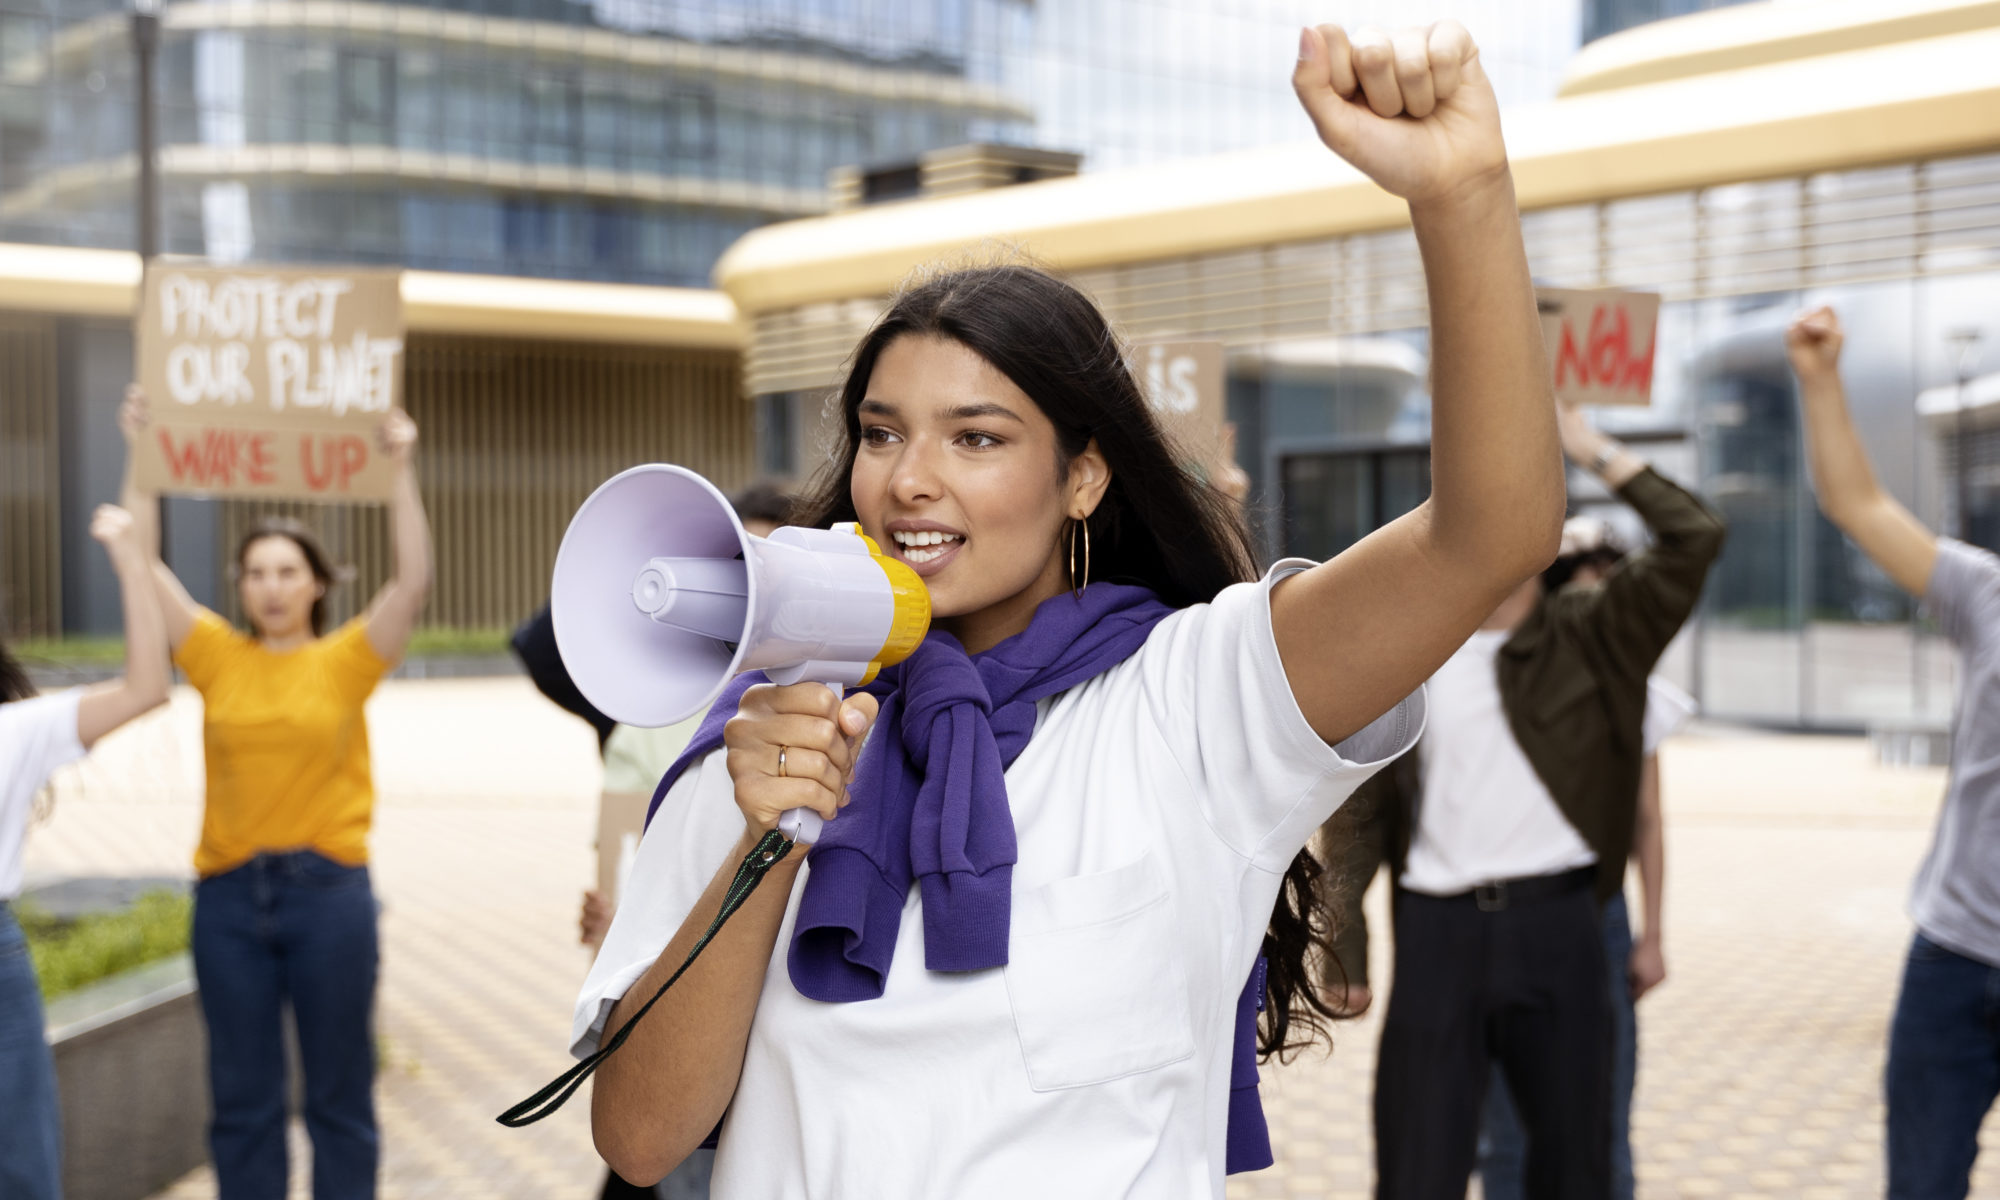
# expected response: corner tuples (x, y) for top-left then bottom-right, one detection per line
(46, 954), (208, 1200)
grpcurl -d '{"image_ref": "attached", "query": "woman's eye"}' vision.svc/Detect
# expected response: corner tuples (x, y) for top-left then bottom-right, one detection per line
(860, 426), (898, 446)
(959, 430), (1001, 449)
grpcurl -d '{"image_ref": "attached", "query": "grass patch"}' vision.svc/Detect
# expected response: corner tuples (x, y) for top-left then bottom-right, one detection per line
(19, 889), (193, 1000)
(11, 636), (128, 667)
(14, 627), (514, 667)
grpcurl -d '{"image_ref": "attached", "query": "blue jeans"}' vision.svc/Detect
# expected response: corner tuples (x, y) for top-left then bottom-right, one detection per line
(1886, 932), (2000, 1199)
(1479, 891), (1635, 1200)
(194, 851), (380, 1200)
(0, 903), (61, 1200)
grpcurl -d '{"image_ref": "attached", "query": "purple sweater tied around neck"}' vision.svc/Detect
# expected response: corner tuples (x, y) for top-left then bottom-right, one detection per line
(645, 581), (1275, 1174)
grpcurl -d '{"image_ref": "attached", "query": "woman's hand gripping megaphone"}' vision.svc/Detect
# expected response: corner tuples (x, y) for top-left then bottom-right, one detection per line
(723, 683), (879, 843)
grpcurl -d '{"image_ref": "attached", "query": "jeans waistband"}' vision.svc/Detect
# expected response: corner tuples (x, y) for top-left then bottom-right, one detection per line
(1408, 865), (1596, 912)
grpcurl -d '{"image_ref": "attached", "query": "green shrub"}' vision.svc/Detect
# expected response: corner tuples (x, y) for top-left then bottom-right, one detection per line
(20, 889), (194, 1000)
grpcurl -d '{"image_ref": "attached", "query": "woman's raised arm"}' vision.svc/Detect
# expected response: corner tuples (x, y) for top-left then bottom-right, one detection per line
(362, 411), (432, 662)
(74, 505), (171, 748)
(1787, 306), (1937, 597)
(1273, 21), (1565, 745)
(118, 387), (203, 650)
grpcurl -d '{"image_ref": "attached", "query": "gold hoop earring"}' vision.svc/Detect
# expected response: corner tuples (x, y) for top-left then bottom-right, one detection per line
(1069, 517), (1091, 598)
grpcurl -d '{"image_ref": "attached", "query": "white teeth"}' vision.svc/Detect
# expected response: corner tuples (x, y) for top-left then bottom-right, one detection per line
(892, 530), (962, 548)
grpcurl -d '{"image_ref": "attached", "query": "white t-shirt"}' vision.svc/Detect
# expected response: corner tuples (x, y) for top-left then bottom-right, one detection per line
(1642, 677), (1696, 755)
(1402, 630), (1598, 896)
(574, 561), (1424, 1199)
(1403, 646), (1697, 897)
(1, 691), (84, 900)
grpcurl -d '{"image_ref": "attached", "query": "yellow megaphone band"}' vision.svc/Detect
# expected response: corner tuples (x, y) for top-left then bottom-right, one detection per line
(855, 531), (931, 686)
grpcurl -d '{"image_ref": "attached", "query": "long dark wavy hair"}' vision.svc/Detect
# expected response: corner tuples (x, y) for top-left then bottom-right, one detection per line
(0, 637), (35, 703)
(792, 263), (1346, 1060)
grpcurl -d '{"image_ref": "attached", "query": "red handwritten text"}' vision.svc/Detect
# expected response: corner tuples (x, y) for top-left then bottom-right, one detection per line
(156, 427), (277, 488)
(1554, 304), (1655, 396)
(300, 433), (370, 493)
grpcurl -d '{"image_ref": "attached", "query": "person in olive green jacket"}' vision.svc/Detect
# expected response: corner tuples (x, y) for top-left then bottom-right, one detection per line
(1320, 405), (1725, 1200)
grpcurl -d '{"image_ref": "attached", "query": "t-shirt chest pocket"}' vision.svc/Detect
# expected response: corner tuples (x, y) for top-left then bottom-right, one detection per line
(1002, 853), (1196, 1091)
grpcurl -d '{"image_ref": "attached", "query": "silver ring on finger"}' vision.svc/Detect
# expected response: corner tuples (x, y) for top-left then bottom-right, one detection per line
(777, 745), (789, 778)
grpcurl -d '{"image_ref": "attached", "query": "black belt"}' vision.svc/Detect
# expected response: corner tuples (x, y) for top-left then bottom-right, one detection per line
(1417, 865), (1595, 913)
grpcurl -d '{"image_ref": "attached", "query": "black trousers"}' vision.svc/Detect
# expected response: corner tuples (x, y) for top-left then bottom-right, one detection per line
(1374, 870), (1612, 1200)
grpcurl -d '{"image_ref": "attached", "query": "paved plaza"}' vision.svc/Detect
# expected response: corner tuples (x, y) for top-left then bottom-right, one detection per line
(18, 676), (2000, 1198)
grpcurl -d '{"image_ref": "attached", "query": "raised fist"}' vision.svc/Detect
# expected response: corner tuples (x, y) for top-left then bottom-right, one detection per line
(1292, 21), (1507, 207)
(1785, 306), (1843, 379)
(378, 409), (418, 462)
(89, 504), (137, 551)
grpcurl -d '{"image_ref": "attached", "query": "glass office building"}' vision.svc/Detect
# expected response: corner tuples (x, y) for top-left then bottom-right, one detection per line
(0, 0), (1035, 284)
(0, 0), (1590, 285)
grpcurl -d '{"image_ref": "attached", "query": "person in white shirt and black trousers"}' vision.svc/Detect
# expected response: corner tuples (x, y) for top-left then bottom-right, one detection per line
(1322, 408), (1726, 1200)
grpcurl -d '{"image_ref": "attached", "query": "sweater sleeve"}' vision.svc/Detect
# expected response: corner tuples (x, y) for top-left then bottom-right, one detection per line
(1580, 466), (1728, 685)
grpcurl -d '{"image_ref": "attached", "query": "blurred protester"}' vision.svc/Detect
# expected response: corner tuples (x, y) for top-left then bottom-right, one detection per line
(572, 20), (1565, 1194)
(121, 388), (431, 1200)
(1324, 408), (1724, 1198)
(1479, 674), (1696, 1200)
(1788, 305), (2000, 1200)
(512, 481), (792, 1200)
(0, 505), (171, 1200)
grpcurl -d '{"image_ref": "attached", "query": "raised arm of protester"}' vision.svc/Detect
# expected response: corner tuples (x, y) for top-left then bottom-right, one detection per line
(73, 506), (173, 747)
(1787, 306), (1939, 596)
(1557, 404), (1727, 681)
(117, 388), (199, 650)
(1272, 21), (1568, 740)
(359, 410), (432, 664)
(1274, 22), (1564, 745)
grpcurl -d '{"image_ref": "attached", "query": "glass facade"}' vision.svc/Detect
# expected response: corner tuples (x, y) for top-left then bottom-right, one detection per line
(0, 0), (1588, 285)
(0, 0), (1034, 283)
(1582, 0), (1752, 44)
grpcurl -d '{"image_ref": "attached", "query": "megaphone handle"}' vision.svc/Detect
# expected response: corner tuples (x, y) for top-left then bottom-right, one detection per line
(776, 682), (846, 846)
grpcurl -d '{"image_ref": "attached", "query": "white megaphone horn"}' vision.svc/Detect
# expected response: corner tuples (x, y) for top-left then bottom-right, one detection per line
(550, 464), (930, 844)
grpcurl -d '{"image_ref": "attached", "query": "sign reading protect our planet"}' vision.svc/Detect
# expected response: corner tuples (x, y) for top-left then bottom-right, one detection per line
(1535, 286), (1660, 408)
(134, 264), (405, 502)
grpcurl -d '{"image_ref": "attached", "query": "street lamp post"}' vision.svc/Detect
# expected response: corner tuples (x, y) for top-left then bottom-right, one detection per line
(132, 0), (160, 259)
(1948, 327), (1986, 544)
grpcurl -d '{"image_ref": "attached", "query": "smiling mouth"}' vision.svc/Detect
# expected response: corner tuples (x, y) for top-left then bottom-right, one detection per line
(890, 529), (964, 565)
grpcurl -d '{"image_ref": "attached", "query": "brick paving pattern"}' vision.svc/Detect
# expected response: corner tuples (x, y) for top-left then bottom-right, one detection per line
(18, 680), (2000, 1198)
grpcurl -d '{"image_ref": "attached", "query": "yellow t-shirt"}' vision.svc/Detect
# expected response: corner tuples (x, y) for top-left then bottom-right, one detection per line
(174, 611), (391, 877)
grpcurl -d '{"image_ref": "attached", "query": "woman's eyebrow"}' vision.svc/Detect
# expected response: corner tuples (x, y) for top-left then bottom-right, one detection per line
(858, 399), (1026, 424)
(943, 403), (1025, 424)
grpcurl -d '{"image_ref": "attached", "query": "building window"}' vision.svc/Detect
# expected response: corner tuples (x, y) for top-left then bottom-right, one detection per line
(342, 50), (393, 147)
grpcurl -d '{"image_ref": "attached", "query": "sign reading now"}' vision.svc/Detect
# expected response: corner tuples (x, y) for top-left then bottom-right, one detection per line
(1536, 286), (1660, 408)
(135, 264), (404, 502)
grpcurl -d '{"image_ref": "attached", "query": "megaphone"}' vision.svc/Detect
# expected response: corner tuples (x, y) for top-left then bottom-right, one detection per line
(551, 464), (930, 843)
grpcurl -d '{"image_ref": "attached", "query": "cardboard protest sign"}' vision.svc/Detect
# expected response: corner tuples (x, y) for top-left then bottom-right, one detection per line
(134, 264), (405, 501)
(1133, 340), (1229, 481)
(1536, 287), (1660, 408)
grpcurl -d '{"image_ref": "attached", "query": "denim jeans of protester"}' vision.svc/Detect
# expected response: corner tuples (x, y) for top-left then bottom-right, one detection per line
(194, 851), (380, 1200)
(1886, 932), (2000, 1200)
(0, 902), (62, 1200)
(1479, 891), (1635, 1200)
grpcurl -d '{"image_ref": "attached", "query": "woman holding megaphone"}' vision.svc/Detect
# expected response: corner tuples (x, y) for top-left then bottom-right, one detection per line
(578, 20), (1562, 1196)
(119, 391), (431, 1199)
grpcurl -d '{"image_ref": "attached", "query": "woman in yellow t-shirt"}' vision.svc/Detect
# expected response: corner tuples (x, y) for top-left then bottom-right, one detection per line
(122, 392), (431, 1200)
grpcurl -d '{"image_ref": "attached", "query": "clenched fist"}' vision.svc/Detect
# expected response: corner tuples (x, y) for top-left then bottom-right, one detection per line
(1785, 305), (1843, 381)
(1292, 21), (1506, 207)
